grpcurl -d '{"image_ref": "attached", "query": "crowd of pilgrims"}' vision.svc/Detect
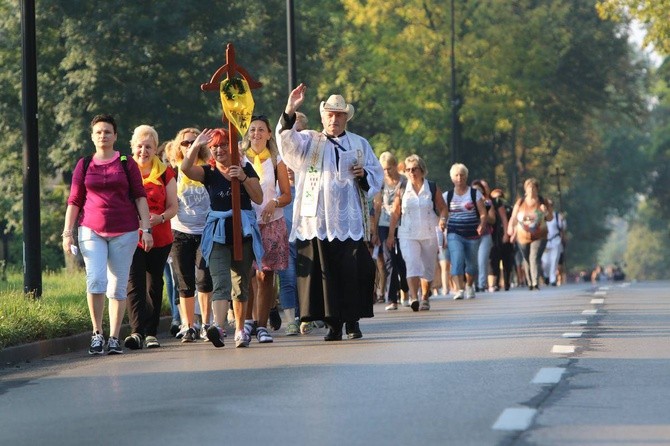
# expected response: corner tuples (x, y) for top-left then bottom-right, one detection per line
(63, 87), (566, 356)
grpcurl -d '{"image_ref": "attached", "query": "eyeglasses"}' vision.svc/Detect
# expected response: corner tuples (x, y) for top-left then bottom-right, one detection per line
(405, 166), (421, 173)
(180, 140), (195, 147)
(210, 144), (229, 150)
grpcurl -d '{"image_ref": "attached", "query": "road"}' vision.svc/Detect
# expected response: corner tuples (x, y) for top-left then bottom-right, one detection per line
(1, 281), (669, 446)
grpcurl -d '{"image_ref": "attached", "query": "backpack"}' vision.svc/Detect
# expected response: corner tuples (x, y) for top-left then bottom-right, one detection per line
(445, 187), (478, 212)
(398, 179), (438, 215)
(81, 154), (166, 201)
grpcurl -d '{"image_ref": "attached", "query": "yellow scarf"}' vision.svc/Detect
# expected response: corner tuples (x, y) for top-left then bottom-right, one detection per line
(142, 155), (167, 186)
(246, 147), (271, 182)
(177, 160), (206, 197)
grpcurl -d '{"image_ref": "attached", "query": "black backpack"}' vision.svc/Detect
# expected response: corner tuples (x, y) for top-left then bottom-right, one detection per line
(445, 187), (478, 212)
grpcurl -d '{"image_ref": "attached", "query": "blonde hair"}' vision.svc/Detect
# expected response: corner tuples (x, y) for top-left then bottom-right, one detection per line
(379, 151), (397, 167)
(404, 154), (427, 176)
(130, 124), (159, 150)
(173, 127), (210, 163)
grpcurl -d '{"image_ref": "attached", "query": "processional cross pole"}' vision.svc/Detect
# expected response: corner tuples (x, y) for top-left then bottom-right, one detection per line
(201, 43), (262, 260)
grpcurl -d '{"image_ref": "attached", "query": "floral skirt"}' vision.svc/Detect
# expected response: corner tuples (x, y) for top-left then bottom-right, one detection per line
(255, 217), (289, 271)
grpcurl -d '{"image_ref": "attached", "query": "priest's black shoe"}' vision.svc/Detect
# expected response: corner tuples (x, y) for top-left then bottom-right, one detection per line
(345, 321), (363, 339)
(324, 324), (343, 341)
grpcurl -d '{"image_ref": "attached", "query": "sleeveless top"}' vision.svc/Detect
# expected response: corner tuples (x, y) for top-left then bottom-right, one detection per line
(397, 179), (438, 240)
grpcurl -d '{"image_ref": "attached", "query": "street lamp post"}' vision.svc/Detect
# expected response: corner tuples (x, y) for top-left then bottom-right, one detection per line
(286, 0), (297, 92)
(450, 0), (459, 164)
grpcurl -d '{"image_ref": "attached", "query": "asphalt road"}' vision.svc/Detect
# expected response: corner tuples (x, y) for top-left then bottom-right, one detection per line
(1, 281), (669, 446)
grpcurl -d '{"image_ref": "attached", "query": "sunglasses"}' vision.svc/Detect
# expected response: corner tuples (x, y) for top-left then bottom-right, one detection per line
(180, 140), (195, 147)
(405, 166), (421, 173)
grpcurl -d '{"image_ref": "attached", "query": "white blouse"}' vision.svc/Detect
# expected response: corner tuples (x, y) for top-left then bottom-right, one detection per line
(397, 179), (438, 240)
(276, 125), (383, 242)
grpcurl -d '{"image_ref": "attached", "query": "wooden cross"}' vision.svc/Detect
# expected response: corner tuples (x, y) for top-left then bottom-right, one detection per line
(201, 43), (262, 260)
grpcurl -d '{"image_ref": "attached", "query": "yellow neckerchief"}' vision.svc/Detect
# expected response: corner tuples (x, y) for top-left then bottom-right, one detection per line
(142, 155), (167, 186)
(245, 147), (271, 182)
(177, 160), (206, 196)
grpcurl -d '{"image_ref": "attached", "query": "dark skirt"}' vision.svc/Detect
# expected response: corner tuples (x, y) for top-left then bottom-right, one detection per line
(296, 238), (375, 323)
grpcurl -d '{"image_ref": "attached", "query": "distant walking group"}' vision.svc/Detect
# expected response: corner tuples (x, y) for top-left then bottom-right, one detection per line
(62, 85), (566, 356)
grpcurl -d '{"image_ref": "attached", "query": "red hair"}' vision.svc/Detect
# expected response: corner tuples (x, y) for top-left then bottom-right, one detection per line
(208, 128), (230, 148)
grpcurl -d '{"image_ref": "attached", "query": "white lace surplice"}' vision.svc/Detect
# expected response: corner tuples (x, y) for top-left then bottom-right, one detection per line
(276, 125), (383, 242)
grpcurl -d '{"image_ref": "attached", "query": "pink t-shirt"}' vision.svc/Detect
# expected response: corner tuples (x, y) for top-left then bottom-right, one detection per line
(67, 152), (147, 234)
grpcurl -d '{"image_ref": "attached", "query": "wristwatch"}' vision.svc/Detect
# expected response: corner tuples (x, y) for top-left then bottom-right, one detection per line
(142, 227), (152, 234)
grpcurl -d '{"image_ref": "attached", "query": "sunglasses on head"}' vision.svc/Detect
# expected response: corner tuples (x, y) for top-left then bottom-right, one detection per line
(251, 115), (270, 124)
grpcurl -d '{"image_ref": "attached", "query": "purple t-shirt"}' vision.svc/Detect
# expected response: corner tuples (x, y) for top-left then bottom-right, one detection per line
(67, 152), (147, 234)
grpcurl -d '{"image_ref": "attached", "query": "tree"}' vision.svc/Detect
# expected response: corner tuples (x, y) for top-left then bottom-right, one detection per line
(596, 0), (670, 55)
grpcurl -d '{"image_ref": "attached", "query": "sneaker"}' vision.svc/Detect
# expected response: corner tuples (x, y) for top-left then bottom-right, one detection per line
(200, 324), (210, 342)
(169, 323), (181, 337)
(89, 332), (105, 355)
(256, 327), (274, 343)
(235, 330), (250, 348)
(206, 325), (225, 348)
(181, 327), (196, 343)
(453, 290), (465, 300)
(419, 300), (430, 311)
(285, 323), (299, 336)
(106, 336), (123, 355)
(145, 336), (160, 348)
(465, 286), (476, 299)
(269, 306), (282, 331)
(410, 299), (420, 312)
(124, 333), (143, 350)
(401, 299), (411, 307)
(385, 303), (398, 311)
(313, 320), (326, 329)
(300, 321), (314, 334)
(175, 325), (188, 339)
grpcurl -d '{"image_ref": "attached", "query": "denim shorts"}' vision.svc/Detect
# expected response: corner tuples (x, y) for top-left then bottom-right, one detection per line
(447, 232), (480, 276)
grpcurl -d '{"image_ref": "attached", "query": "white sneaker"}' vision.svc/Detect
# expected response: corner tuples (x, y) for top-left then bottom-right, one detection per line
(465, 286), (476, 299)
(453, 290), (464, 300)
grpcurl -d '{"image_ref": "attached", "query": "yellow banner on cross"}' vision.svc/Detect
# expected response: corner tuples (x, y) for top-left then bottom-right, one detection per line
(220, 77), (254, 136)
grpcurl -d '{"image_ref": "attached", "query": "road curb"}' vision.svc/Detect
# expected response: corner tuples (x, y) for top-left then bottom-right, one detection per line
(0, 316), (173, 367)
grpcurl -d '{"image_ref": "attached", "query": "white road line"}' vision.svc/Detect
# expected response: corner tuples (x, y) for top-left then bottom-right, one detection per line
(562, 332), (583, 338)
(492, 407), (537, 431)
(531, 367), (565, 384)
(582, 309), (598, 315)
(552, 345), (576, 354)
(590, 298), (605, 304)
(594, 290), (607, 295)
(571, 319), (589, 325)
(598, 286), (610, 291)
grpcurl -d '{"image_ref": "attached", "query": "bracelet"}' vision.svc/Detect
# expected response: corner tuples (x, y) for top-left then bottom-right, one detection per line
(240, 175), (247, 183)
(161, 214), (165, 223)
(61, 230), (73, 238)
(272, 198), (280, 207)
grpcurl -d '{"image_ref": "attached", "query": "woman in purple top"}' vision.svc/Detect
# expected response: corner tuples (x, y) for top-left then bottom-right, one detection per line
(62, 114), (153, 356)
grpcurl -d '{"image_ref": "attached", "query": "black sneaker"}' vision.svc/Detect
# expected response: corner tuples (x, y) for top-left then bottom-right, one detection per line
(89, 332), (105, 355)
(170, 323), (181, 337)
(181, 327), (196, 343)
(106, 336), (123, 355)
(206, 325), (225, 348)
(269, 306), (282, 331)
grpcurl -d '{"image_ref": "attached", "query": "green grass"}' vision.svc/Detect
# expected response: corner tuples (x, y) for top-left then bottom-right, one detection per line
(0, 269), (171, 350)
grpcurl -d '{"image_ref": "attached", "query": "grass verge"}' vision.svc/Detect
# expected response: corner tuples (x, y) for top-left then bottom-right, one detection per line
(0, 269), (171, 350)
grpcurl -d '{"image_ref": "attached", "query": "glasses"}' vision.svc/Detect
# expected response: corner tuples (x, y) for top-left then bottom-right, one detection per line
(180, 140), (195, 147)
(210, 144), (229, 150)
(405, 166), (421, 173)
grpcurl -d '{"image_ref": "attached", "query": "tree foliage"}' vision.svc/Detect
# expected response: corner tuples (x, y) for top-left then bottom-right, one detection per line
(596, 0), (670, 54)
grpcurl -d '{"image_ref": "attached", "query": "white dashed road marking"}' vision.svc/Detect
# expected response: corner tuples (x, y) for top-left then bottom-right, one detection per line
(590, 298), (605, 304)
(531, 367), (565, 384)
(594, 290), (607, 295)
(582, 309), (598, 315)
(552, 345), (576, 354)
(562, 332), (583, 338)
(492, 407), (537, 431)
(571, 319), (589, 325)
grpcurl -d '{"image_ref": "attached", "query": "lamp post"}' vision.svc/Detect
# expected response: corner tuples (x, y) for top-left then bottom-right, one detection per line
(450, 0), (459, 164)
(21, 0), (42, 297)
(286, 0), (297, 91)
